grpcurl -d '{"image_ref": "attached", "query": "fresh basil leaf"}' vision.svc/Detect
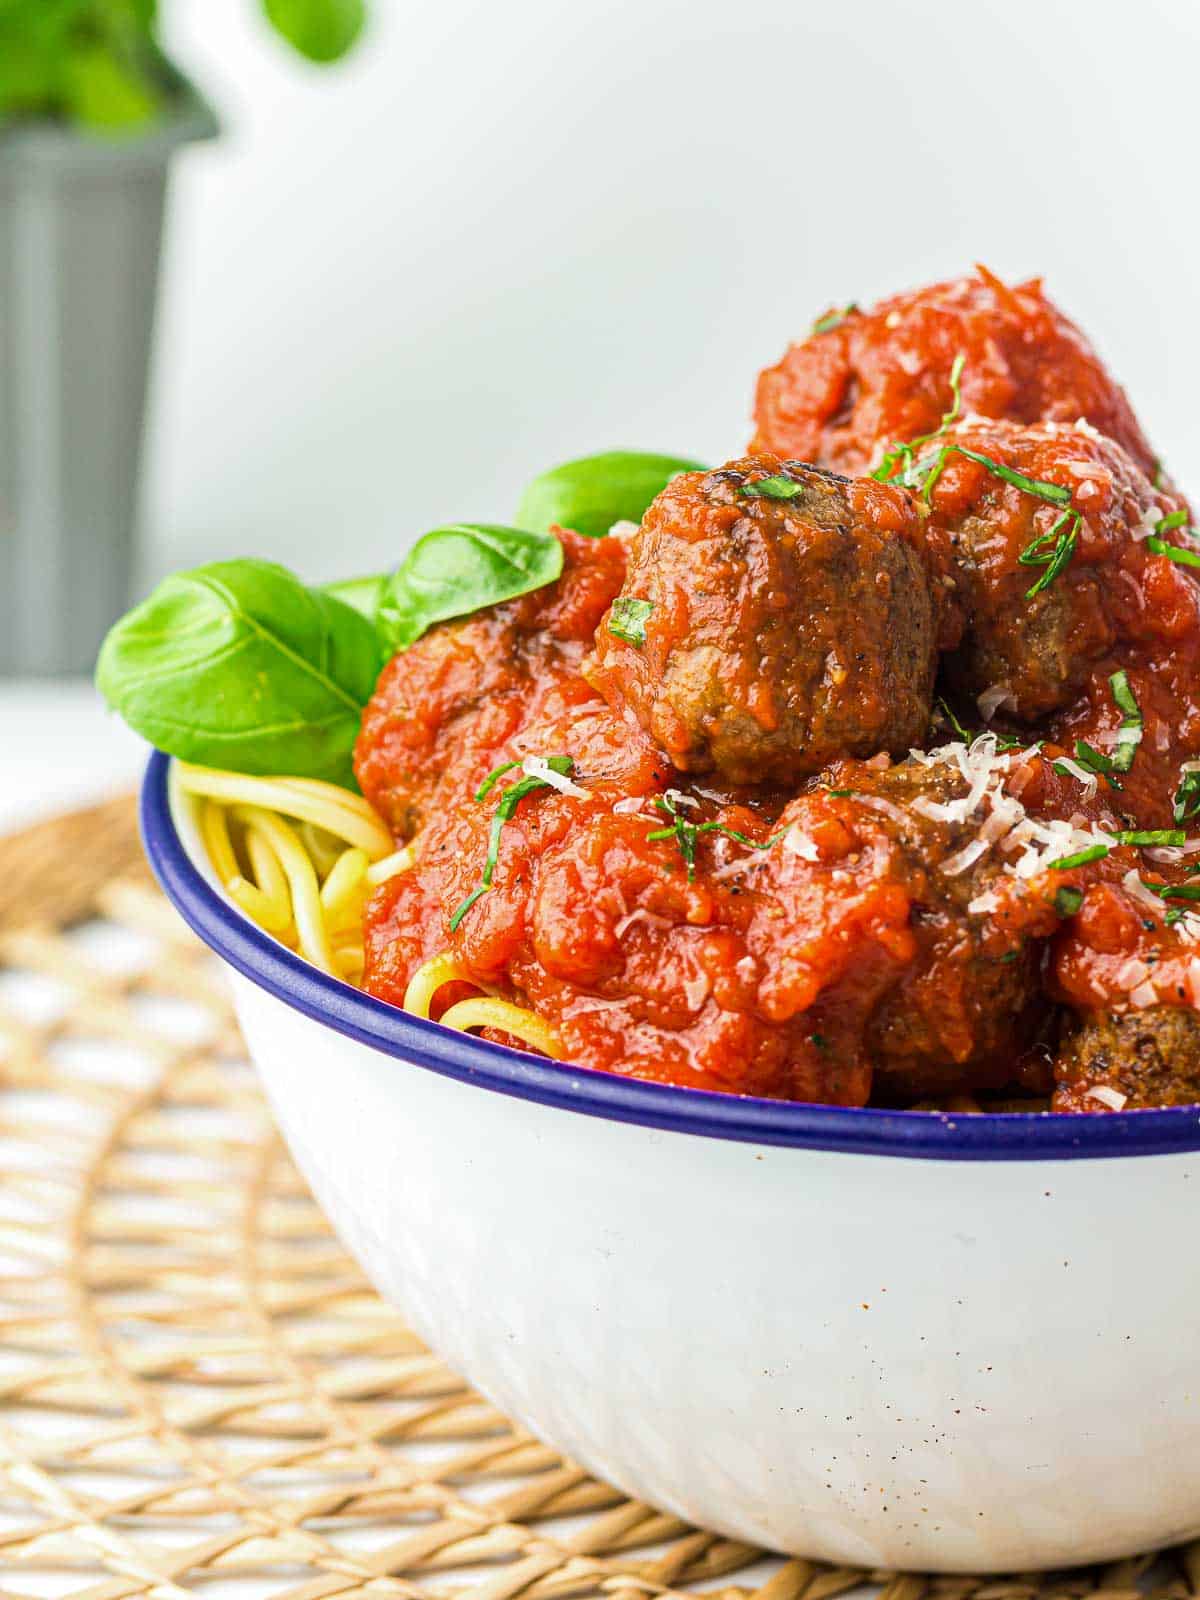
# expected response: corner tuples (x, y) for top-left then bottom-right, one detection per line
(262, 0), (366, 62)
(608, 597), (654, 646)
(515, 450), (705, 538)
(322, 572), (384, 625)
(95, 558), (383, 789)
(379, 524), (563, 651)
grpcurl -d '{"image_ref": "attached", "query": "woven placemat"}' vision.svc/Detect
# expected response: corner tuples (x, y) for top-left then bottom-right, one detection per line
(0, 798), (1198, 1600)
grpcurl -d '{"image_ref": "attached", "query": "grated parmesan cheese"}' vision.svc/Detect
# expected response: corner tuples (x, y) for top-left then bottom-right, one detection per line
(1121, 869), (1167, 920)
(1087, 1085), (1128, 1110)
(1115, 954), (1151, 990)
(783, 825), (819, 860)
(1134, 502), (1161, 541)
(1129, 980), (1159, 1009)
(1053, 755), (1099, 799)
(942, 837), (989, 876)
(614, 908), (672, 939)
(967, 889), (1002, 915)
(977, 683), (1016, 722)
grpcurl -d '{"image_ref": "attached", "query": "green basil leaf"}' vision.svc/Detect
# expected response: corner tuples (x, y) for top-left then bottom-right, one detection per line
(608, 597), (654, 646)
(515, 450), (705, 538)
(737, 474), (805, 501)
(261, 0), (367, 62)
(95, 558), (383, 789)
(322, 572), (384, 625)
(379, 524), (563, 651)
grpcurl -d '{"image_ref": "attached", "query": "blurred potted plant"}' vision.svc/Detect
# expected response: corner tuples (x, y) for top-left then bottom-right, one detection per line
(0, 0), (367, 675)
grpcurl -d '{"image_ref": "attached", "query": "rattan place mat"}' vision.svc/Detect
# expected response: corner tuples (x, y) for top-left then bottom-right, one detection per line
(1, 798), (1198, 1600)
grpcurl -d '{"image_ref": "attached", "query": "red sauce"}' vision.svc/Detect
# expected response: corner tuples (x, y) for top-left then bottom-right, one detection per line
(354, 275), (1200, 1112)
(752, 267), (1162, 482)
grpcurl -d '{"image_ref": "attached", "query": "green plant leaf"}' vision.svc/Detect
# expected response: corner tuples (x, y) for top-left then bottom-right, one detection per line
(515, 450), (705, 538)
(262, 0), (366, 62)
(379, 524), (563, 651)
(63, 41), (161, 129)
(96, 558), (384, 787)
(322, 572), (384, 625)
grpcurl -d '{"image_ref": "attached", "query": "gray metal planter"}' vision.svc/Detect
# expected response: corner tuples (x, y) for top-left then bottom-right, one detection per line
(0, 95), (216, 676)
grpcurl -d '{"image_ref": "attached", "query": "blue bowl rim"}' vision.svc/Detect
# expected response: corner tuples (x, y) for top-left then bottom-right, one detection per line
(141, 751), (1200, 1163)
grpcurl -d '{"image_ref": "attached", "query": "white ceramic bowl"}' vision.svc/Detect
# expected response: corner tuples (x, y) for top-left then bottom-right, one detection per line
(144, 753), (1200, 1574)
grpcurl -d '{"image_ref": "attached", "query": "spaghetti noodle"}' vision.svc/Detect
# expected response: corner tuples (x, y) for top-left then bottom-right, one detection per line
(179, 764), (562, 1057)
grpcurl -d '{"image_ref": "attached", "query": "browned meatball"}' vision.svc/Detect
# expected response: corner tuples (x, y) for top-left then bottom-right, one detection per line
(920, 418), (1192, 721)
(585, 457), (938, 787)
(752, 267), (1162, 481)
(1053, 1006), (1200, 1111)
(815, 752), (1078, 1101)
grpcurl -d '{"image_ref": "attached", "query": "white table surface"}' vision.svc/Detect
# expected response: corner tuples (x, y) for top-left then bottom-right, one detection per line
(0, 679), (149, 838)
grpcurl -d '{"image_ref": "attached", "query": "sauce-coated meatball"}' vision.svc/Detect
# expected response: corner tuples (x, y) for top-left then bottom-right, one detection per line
(586, 457), (937, 786)
(752, 267), (1161, 480)
(924, 418), (1192, 721)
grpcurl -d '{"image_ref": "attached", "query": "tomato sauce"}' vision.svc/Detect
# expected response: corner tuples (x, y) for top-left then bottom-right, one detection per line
(355, 273), (1200, 1112)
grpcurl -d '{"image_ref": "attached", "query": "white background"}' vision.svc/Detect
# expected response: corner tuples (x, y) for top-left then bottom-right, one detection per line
(9, 0), (1200, 834)
(144, 0), (1200, 589)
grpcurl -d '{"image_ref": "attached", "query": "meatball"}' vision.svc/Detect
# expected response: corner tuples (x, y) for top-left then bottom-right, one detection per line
(585, 456), (938, 787)
(355, 527), (626, 835)
(752, 266), (1161, 479)
(815, 750), (1079, 1101)
(921, 418), (1193, 721)
(1053, 1006), (1200, 1111)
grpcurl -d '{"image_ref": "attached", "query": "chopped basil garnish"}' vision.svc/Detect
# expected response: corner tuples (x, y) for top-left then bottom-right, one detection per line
(1142, 879), (1200, 903)
(1062, 739), (1122, 792)
(1114, 829), (1185, 847)
(1156, 509), (1190, 534)
(937, 696), (974, 744)
(737, 473), (806, 501)
(1054, 886), (1084, 917)
(872, 353), (965, 487)
(811, 303), (858, 335)
(1019, 509), (1081, 598)
(1166, 906), (1186, 926)
(647, 791), (783, 882)
(608, 596), (655, 646)
(1174, 767), (1200, 825)
(1147, 534), (1200, 569)
(474, 760), (520, 801)
(825, 787), (853, 798)
(1108, 669), (1143, 772)
(1047, 844), (1109, 871)
(951, 447), (1072, 505)
(450, 755), (577, 930)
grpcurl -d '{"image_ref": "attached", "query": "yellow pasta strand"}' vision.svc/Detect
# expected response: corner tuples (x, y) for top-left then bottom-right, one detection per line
(403, 951), (471, 1019)
(297, 819), (345, 877)
(226, 875), (292, 935)
(229, 804), (336, 973)
(178, 765), (392, 858)
(243, 824), (293, 933)
(321, 847), (369, 920)
(200, 801), (241, 886)
(437, 997), (562, 1059)
(365, 845), (417, 886)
